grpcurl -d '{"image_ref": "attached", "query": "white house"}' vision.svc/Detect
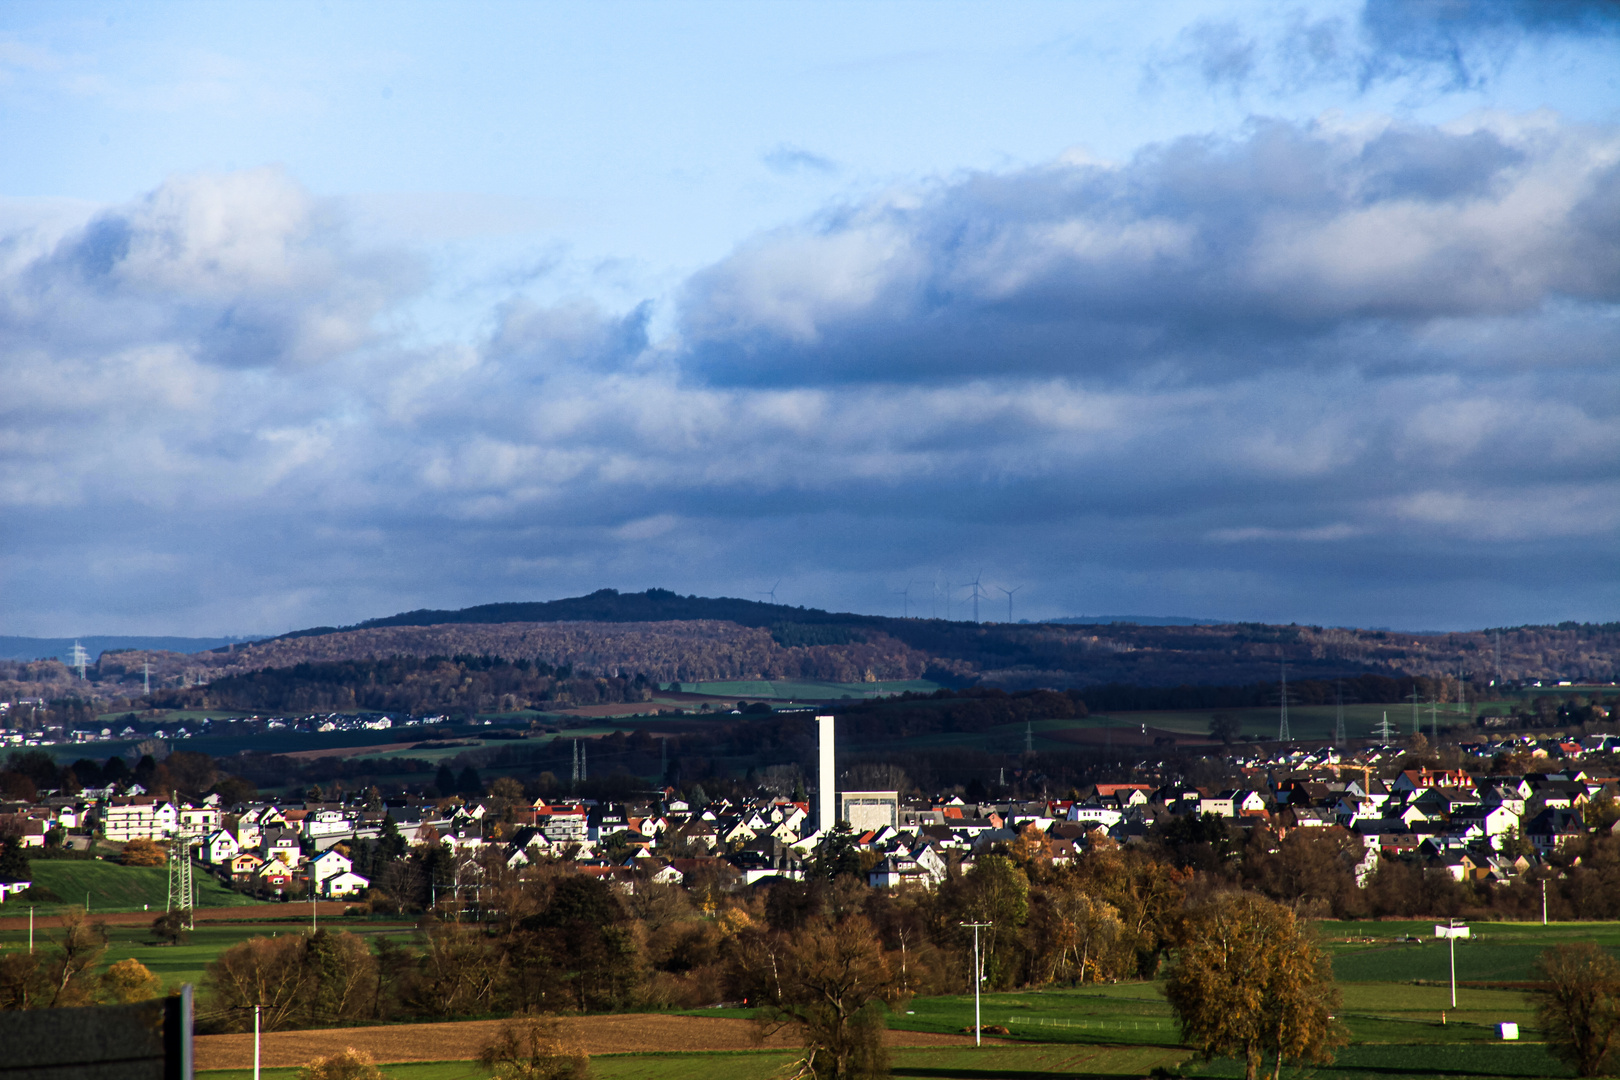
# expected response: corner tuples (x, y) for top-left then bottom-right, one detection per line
(265, 836), (302, 866)
(203, 829), (241, 865)
(101, 798), (179, 842)
(323, 870), (371, 898)
(309, 849), (352, 888)
(178, 805), (221, 835)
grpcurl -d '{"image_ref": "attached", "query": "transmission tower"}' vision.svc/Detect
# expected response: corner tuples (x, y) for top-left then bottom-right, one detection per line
(1375, 711), (1396, 744)
(1024, 721), (1034, 755)
(571, 740), (581, 785)
(1407, 687), (1423, 735)
(166, 833), (194, 929)
(69, 641), (89, 681)
(142, 662), (152, 696)
(1334, 680), (1346, 747)
(1277, 662), (1291, 742)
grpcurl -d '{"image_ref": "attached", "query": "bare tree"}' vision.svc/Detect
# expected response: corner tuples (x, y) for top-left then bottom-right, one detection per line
(1534, 943), (1620, 1077)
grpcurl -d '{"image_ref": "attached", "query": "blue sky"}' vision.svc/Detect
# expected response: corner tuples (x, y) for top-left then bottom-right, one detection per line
(2, 0), (1618, 635)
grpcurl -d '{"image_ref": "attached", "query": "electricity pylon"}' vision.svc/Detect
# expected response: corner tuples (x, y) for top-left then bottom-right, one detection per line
(166, 832), (194, 929)
(1277, 662), (1291, 742)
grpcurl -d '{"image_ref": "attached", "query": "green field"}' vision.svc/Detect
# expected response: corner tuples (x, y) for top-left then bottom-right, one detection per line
(1324, 921), (1620, 984)
(0, 914), (421, 991)
(685, 678), (942, 701)
(9, 859), (264, 915)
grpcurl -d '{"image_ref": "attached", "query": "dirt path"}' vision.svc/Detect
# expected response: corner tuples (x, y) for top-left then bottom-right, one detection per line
(0, 903), (352, 930)
(195, 1014), (992, 1070)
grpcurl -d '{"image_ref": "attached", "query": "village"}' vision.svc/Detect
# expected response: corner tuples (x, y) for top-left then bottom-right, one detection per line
(3, 726), (1617, 908)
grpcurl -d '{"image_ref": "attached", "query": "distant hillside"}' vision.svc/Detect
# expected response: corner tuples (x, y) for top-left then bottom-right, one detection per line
(267, 588), (878, 641)
(176, 592), (1617, 692)
(0, 635), (246, 663)
(26, 592), (1618, 701)
(1044, 615), (1230, 627)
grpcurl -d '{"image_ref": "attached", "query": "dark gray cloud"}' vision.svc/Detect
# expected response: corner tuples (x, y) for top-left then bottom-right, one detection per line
(680, 117), (1620, 386)
(1361, 0), (1620, 89)
(1160, 1), (1620, 97)
(1, 117), (1617, 636)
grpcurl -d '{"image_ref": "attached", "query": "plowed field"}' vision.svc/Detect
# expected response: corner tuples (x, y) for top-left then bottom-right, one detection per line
(195, 1014), (990, 1070)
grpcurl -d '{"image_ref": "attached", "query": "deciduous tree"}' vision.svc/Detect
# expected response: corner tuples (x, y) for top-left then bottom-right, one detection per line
(1534, 943), (1620, 1077)
(1164, 892), (1344, 1080)
(751, 915), (900, 1080)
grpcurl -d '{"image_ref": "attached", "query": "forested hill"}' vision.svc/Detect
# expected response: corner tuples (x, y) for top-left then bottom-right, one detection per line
(148, 591), (1616, 692)
(19, 591), (1619, 699)
(270, 588), (869, 641)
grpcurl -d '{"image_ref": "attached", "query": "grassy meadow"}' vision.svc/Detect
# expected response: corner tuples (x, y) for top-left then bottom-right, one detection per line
(12, 858), (263, 915)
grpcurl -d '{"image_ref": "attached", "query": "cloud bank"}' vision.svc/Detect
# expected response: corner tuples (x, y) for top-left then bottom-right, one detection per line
(1, 113), (1617, 634)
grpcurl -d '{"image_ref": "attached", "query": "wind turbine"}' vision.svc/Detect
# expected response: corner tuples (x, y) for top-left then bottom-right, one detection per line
(758, 579), (782, 606)
(891, 580), (917, 618)
(967, 572), (987, 623)
(997, 585), (1022, 623)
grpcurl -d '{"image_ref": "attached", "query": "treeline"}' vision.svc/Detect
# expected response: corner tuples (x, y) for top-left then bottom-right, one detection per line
(148, 655), (657, 716)
(188, 839), (1194, 1033)
(0, 748), (253, 805)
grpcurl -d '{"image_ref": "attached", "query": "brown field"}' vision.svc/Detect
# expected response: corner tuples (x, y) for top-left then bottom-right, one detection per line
(0, 903), (353, 930)
(195, 1014), (993, 1069)
(281, 741), (427, 760)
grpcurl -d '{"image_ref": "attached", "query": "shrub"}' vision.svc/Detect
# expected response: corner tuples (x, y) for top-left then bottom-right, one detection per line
(120, 839), (167, 866)
(297, 1048), (391, 1080)
(100, 958), (162, 1004)
(478, 1013), (590, 1080)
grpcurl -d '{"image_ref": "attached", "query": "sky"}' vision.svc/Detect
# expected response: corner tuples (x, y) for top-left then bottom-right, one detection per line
(1, 0), (1618, 637)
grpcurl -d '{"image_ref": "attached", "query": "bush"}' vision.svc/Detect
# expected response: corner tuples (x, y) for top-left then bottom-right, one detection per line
(478, 1013), (590, 1080)
(152, 910), (190, 946)
(100, 958), (162, 1004)
(297, 1048), (391, 1080)
(120, 839), (167, 866)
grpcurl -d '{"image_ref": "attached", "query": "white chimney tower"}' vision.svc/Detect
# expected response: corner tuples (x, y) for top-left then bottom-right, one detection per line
(817, 714), (835, 833)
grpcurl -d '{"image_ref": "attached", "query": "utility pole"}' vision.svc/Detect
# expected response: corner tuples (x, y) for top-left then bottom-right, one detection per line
(1436, 920), (1467, 1008)
(960, 921), (992, 1047)
(254, 1004), (261, 1080)
(28, 906), (33, 953)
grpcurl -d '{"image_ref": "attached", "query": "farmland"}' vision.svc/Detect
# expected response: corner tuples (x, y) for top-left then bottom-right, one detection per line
(186, 971), (1573, 1080)
(176, 918), (1604, 1080)
(1, 903), (1599, 1080)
